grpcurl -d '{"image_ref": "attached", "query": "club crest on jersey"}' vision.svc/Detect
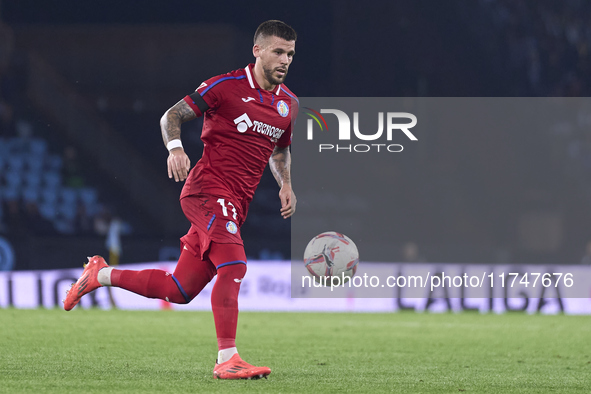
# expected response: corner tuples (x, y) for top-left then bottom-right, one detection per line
(277, 100), (289, 117)
(226, 221), (238, 234)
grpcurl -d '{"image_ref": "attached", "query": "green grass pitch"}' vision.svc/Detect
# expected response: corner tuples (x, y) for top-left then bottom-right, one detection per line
(1, 308), (590, 393)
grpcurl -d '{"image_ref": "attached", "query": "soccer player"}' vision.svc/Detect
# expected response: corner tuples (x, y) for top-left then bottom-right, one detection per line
(63, 20), (298, 380)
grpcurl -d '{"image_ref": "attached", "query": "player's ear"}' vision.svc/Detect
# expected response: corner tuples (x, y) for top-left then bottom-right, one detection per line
(253, 44), (261, 58)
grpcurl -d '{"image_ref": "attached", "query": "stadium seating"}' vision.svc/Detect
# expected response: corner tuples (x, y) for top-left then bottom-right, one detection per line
(0, 136), (105, 236)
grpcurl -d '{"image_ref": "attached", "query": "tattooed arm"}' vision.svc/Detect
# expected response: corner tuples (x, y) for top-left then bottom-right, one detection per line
(269, 145), (296, 218)
(160, 99), (197, 182)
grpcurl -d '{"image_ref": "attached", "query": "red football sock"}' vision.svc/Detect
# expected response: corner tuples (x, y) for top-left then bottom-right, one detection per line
(211, 262), (247, 350)
(111, 248), (216, 304)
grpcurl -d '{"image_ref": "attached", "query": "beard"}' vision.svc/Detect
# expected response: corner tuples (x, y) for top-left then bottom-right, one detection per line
(263, 65), (287, 86)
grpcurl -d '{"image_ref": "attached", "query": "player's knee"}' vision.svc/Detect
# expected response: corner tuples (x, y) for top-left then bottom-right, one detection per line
(166, 275), (193, 304)
(167, 289), (193, 304)
(217, 263), (247, 281)
(175, 297), (190, 305)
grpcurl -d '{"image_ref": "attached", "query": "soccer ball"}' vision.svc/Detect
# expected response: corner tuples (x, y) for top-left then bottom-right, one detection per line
(304, 232), (359, 285)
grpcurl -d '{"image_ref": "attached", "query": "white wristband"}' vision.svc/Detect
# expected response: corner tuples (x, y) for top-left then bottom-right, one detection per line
(167, 139), (183, 151)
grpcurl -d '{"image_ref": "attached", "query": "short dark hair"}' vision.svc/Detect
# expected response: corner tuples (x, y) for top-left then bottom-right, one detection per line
(253, 20), (297, 44)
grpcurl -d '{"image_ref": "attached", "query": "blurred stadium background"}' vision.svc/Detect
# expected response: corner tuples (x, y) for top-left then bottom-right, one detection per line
(1, 0), (591, 271)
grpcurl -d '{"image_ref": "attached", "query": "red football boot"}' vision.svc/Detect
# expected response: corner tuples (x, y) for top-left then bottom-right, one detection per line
(213, 354), (271, 380)
(63, 255), (108, 311)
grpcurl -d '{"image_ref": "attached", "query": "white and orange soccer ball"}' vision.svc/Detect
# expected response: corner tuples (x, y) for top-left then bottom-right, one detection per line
(304, 231), (359, 285)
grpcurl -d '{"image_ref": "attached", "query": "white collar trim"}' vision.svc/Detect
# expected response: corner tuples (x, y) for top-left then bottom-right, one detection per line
(245, 66), (255, 89)
(246, 65), (282, 94)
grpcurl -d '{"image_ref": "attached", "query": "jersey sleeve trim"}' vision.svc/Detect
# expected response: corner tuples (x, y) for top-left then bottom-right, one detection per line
(275, 140), (292, 149)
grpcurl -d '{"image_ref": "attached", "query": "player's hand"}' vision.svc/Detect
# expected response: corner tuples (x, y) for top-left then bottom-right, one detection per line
(279, 184), (296, 219)
(167, 148), (191, 182)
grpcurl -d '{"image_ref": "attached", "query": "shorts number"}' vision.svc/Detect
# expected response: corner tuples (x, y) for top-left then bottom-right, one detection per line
(217, 198), (237, 220)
